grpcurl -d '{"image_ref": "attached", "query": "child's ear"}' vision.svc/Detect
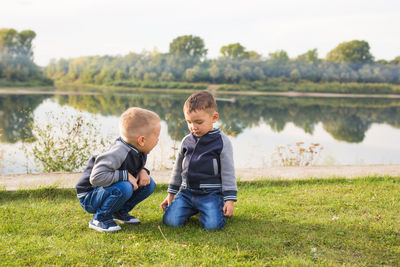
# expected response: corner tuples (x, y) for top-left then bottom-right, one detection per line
(137, 136), (145, 147)
(212, 112), (219, 122)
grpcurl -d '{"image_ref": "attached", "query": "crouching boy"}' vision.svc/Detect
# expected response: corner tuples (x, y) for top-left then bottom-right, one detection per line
(76, 107), (161, 232)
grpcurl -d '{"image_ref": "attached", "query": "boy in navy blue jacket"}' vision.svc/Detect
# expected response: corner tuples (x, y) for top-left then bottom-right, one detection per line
(76, 107), (161, 232)
(161, 91), (237, 230)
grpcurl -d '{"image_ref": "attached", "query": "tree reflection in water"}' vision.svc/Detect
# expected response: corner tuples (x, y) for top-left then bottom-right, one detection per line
(1, 92), (400, 144)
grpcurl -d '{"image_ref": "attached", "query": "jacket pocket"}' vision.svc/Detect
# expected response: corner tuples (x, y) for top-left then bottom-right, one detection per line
(213, 158), (219, 175)
(182, 157), (186, 170)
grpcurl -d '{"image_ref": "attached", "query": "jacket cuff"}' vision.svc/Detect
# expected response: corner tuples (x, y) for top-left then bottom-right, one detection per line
(118, 170), (129, 181)
(167, 184), (180, 194)
(223, 190), (237, 202)
(143, 167), (150, 175)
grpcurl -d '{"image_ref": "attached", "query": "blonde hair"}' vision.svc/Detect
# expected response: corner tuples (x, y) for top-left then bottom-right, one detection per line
(119, 107), (160, 141)
(183, 90), (217, 115)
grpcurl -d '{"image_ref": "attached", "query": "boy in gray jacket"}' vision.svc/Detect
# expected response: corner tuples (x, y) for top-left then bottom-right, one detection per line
(76, 107), (161, 232)
(161, 91), (237, 230)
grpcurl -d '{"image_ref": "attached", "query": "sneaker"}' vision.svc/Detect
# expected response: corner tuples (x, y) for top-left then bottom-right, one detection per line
(89, 216), (122, 233)
(113, 211), (141, 224)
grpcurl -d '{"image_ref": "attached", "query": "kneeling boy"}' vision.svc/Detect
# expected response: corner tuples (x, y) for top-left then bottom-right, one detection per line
(161, 91), (237, 230)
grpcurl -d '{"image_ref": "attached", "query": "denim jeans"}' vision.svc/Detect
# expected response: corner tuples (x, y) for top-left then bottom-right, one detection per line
(163, 188), (226, 230)
(79, 178), (156, 220)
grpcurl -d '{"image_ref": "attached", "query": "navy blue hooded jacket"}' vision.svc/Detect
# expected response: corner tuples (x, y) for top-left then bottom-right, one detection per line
(167, 129), (237, 202)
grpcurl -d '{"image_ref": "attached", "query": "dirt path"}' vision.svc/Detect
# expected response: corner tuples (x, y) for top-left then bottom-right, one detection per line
(1, 165), (399, 191)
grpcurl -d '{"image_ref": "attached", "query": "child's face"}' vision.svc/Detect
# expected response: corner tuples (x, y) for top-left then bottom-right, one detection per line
(184, 109), (219, 137)
(141, 122), (161, 154)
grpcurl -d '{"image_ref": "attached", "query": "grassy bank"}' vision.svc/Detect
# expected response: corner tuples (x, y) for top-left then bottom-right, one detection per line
(76, 79), (400, 95)
(216, 79), (400, 94)
(0, 79), (53, 88)
(1, 177), (399, 265)
(3, 79), (400, 96)
(112, 80), (208, 90)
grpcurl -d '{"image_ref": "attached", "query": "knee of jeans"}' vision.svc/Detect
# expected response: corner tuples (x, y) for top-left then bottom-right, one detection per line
(147, 177), (156, 193)
(163, 210), (184, 227)
(80, 201), (95, 214)
(202, 217), (226, 230)
(116, 181), (133, 201)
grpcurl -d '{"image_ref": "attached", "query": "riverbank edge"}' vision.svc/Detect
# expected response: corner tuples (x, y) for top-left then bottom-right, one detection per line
(2, 82), (400, 98)
(1, 164), (399, 191)
(2, 87), (400, 99)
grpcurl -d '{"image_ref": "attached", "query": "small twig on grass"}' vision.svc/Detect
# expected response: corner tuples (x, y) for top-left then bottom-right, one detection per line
(158, 225), (169, 243)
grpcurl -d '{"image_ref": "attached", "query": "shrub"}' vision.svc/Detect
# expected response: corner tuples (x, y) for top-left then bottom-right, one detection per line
(271, 142), (323, 167)
(23, 112), (109, 172)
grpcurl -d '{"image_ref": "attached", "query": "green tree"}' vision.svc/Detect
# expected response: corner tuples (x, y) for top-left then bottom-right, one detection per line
(169, 35), (207, 59)
(220, 43), (248, 59)
(290, 69), (301, 82)
(390, 56), (400, 65)
(223, 64), (239, 83)
(269, 50), (289, 62)
(296, 49), (319, 64)
(0, 28), (18, 55)
(376, 59), (389, 65)
(247, 50), (262, 60)
(0, 28), (50, 84)
(167, 35), (207, 79)
(253, 66), (266, 80)
(208, 63), (220, 82)
(16, 30), (36, 59)
(0, 29), (36, 59)
(185, 66), (201, 82)
(326, 40), (374, 64)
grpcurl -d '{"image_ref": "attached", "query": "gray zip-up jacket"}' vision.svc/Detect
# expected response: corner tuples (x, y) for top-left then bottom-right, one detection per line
(76, 137), (148, 199)
(167, 129), (237, 202)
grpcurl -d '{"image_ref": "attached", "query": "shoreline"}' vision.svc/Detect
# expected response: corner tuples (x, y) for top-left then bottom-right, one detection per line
(0, 88), (400, 99)
(1, 164), (399, 191)
(2, 86), (400, 99)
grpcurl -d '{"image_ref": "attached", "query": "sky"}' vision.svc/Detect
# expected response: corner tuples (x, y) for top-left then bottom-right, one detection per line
(1, 0), (399, 66)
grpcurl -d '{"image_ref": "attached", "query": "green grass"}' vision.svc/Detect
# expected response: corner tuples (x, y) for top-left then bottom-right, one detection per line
(216, 80), (400, 94)
(0, 78), (54, 88)
(1, 177), (399, 266)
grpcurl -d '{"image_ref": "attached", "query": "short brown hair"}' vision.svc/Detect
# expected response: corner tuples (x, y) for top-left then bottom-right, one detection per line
(119, 107), (160, 141)
(183, 90), (217, 114)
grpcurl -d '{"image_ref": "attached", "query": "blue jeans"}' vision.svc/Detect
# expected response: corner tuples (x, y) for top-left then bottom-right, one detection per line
(79, 178), (156, 220)
(163, 188), (226, 230)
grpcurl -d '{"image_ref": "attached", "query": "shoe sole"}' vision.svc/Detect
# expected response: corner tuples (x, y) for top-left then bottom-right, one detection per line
(89, 223), (121, 233)
(113, 218), (141, 225)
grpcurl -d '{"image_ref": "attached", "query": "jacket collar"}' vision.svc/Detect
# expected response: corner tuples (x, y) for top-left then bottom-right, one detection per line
(208, 128), (220, 135)
(118, 137), (140, 154)
(191, 128), (220, 138)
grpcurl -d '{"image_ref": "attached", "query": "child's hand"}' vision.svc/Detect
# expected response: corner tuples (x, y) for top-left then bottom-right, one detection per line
(137, 169), (150, 187)
(223, 200), (234, 217)
(128, 173), (139, 191)
(160, 193), (175, 211)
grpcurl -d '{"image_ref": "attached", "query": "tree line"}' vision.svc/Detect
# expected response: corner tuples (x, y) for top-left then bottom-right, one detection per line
(1, 29), (400, 87)
(0, 28), (52, 85)
(45, 35), (400, 87)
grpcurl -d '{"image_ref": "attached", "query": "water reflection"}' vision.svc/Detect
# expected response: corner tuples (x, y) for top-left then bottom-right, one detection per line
(2, 92), (399, 144)
(0, 94), (51, 143)
(2, 91), (400, 174)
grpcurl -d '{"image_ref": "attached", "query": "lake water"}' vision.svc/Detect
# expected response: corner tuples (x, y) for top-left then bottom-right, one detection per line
(1, 90), (400, 175)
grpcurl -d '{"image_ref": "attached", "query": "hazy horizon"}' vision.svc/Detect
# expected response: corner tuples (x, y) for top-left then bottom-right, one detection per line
(1, 0), (399, 66)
